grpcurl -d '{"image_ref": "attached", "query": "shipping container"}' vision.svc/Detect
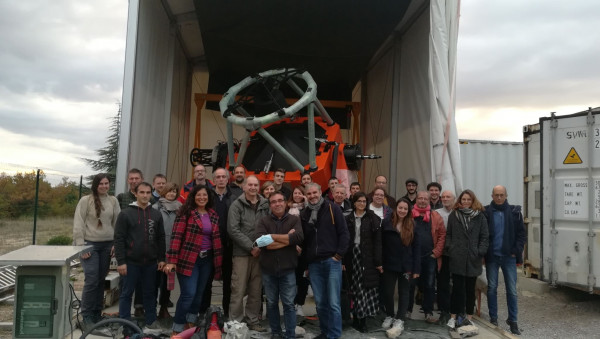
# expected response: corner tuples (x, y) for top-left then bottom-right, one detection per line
(459, 139), (523, 206)
(523, 107), (600, 293)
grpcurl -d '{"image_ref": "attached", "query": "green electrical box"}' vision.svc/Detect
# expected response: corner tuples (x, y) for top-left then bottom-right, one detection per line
(0, 245), (89, 339)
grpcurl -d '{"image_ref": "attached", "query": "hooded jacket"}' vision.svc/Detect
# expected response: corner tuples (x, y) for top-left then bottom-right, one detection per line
(114, 202), (166, 266)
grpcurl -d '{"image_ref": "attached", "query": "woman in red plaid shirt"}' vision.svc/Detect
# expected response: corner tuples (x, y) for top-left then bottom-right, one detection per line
(163, 185), (223, 336)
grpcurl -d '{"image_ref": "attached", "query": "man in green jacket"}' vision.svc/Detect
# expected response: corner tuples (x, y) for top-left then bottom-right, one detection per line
(227, 175), (270, 331)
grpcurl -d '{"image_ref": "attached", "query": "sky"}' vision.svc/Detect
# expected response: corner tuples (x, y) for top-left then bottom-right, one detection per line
(0, 0), (599, 180)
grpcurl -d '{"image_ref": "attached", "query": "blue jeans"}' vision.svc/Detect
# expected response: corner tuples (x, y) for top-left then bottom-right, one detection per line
(408, 255), (437, 314)
(486, 255), (518, 322)
(262, 271), (296, 339)
(173, 255), (213, 332)
(80, 241), (113, 318)
(119, 263), (158, 325)
(309, 258), (342, 339)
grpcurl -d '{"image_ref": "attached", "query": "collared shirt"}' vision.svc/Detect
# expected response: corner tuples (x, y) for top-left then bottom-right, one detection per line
(435, 207), (452, 229)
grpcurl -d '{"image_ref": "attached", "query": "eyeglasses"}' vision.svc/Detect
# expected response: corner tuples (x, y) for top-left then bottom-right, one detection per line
(270, 199), (285, 204)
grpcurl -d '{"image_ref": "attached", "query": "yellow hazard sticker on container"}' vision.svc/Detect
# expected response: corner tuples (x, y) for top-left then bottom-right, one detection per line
(563, 147), (583, 164)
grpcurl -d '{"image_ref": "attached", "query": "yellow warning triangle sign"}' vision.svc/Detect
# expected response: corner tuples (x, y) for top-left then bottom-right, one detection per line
(563, 147), (583, 164)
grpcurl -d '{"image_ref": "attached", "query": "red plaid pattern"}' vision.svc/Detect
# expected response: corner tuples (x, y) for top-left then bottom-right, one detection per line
(166, 209), (223, 279)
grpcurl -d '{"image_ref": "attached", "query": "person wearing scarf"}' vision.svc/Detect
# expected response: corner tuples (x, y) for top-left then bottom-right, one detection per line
(152, 182), (182, 319)
(406, 191), (446, 323)
(300, 183), (350, 339)
(484, 185), (526, 335)
(444, 189), (489, 330)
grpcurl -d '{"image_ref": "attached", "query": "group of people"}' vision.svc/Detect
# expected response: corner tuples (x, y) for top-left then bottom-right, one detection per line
(73, 166), (526, 339)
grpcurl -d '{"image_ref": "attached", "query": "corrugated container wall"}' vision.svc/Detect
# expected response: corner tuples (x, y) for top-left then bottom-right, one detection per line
(459, 140), (523, 207)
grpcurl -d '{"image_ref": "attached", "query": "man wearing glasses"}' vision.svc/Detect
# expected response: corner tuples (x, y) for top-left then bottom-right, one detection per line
(255, 191), (304, 339)
(179, 164), (214, 203)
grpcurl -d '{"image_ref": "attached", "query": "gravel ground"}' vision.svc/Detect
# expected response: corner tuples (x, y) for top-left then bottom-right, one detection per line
(479, 273), (600, 338)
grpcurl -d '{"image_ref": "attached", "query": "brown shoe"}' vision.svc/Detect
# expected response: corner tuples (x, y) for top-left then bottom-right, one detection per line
(184, 322), (195, 330)
(248, 322), (267, 332)
(425, 313), (438, 324)
(170, 331), (180, 339)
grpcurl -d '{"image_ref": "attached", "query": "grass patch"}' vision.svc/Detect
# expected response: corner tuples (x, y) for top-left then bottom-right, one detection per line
(0, 217), (73, 255)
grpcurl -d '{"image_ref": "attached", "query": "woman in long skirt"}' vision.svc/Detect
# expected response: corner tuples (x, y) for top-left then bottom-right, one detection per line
(343, 192), (383, 332)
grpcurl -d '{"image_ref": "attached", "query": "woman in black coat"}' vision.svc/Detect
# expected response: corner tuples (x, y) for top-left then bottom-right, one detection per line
(343, 192), (382, 332)
(380, 198), (420, 336)
(444, 189), (489, 329)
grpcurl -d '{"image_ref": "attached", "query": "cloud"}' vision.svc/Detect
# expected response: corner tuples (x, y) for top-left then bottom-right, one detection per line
(0, 1), (127, 175)
(457, 0), (600, 113)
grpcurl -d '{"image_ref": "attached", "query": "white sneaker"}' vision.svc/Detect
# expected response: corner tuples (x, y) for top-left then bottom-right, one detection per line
(295, 304), (305, 316)
(447, 317), (456, 329)
(386, 319), (404, 338)
(382, 316), (393, 329)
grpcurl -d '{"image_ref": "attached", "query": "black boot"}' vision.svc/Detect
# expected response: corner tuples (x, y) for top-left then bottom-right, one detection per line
(506, 320), (522, 335)
(352, 316), (360, 331)
(358, 318), (368, 333)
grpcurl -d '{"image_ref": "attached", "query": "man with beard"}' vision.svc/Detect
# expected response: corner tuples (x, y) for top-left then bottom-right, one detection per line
(427, 182), (442, 210)
(300, 183), (349, 339)
(401, 178), (418, 206)
(230, 165), (246, 199)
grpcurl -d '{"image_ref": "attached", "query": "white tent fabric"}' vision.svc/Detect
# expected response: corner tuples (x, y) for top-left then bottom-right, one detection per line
(361, 0), (462, 196)
(429, 0), (462, 194)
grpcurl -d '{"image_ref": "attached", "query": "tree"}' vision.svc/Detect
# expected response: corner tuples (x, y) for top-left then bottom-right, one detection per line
(82, 103), (121, 193)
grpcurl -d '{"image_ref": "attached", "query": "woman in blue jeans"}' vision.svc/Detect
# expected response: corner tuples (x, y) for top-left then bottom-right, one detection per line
(72, 173), (120, 328)
(163, 185), (222, 336)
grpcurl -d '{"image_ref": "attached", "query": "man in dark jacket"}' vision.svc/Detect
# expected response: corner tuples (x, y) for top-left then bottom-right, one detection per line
(256, 191), (304, 339)
(114, 182), (166, 333)
(301, 183), (350, 339)
(484, 185), (526, 335)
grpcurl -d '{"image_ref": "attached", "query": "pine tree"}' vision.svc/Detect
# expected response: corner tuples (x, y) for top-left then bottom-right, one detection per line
(82, 103), (121, 193)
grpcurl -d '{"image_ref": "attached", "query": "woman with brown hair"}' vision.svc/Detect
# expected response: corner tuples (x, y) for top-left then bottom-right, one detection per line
(380, 198), (420, 337)
(445, 189), (489, 329)
(73, 173), (120, 330)
(162, 185), (223, 336)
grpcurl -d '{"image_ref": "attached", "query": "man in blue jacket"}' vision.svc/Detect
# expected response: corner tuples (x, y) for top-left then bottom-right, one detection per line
(484, 185), (526, 335)
(300, 183), (349, 339)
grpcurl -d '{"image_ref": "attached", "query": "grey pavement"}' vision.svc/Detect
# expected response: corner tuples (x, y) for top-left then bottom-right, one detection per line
(72, 276), (511, 338)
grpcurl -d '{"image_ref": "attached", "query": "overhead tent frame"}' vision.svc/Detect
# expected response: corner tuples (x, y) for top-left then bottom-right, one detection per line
(117, 0), (462, 196)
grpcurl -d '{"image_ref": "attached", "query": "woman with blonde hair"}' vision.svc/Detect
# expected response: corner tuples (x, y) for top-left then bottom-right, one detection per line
(261, 181), (276, 199)
(445, 189), (489, 329)
(73, 173), (120, 330)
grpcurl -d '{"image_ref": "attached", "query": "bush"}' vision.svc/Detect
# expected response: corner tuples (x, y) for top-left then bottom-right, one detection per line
(46, 235), (73, 245)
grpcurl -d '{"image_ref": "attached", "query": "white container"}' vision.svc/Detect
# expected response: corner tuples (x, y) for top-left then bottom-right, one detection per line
(523, 108), (600, 293)
(459, 139), (523, 206)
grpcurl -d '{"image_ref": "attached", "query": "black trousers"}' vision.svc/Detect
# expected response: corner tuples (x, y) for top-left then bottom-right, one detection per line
(381, 270), (410, 320)
(436, 255), (451, 313)
(450, 274), (476, 316)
